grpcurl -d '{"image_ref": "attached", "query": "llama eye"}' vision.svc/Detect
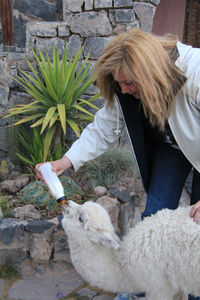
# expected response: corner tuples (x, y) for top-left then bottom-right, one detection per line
(79, 214), (84, 223)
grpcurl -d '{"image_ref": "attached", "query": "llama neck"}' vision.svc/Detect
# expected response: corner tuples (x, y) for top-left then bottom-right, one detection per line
(68, 237), (137, 293)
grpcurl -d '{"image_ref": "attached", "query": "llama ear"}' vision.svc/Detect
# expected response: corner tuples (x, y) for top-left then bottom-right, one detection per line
(89, 231), (121, 250)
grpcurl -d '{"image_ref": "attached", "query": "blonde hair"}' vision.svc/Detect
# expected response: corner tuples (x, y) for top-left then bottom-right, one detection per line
(95, 28), (187, 130)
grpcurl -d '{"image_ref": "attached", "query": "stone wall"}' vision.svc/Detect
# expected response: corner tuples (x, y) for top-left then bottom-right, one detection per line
(0, 0), (62, 51)
(0, 0), (160, 161)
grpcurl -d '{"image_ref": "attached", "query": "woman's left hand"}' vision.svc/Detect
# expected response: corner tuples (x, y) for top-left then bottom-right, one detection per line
(190, 200), (200, 223)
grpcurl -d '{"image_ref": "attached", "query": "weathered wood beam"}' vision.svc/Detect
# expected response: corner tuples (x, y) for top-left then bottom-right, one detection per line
(0, 0), (14, 46)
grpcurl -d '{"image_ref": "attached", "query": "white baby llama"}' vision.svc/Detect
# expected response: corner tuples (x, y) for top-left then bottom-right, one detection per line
(62, 200), (200, 300)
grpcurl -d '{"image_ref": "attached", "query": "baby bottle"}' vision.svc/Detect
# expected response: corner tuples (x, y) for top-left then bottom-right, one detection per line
(40, 162), (67, 205)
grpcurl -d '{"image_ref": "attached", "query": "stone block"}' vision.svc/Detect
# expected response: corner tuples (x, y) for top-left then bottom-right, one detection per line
(113, 24), (126, 35)
(0, 60), (9, 106)
(30, 27), (57, 38)
(109, 9), (116, 26)
(8, 68), (18, 88)
(52, 230), (68, 254)
(54, 251), (71, 264)
(9, 92), (33, 106)
(94, 0), (112, 8)
(66, 0), (84, 12)
(126, 20), (140, 31)
(0, 126), (8, 161)
(94, 186), (107, 197)
(84, 37), (110, 59)
(0, 248), (27, 266)
(67, 35), (83, 59)
(11, 205), (41, 220)
(0, 87), (9, 106)
(27, 22), (58, 38)
(76, 287), (98, 299)
(70, 11), (112, 37)
(29, 234), (52, 262)
(0, 279), (4, 296)
(85, 84), (99, 96)
(109, 186), (131, 203)
(35, 37), (65, 59)
(63, 9), (73, 23)
(85, 0), (93, 10)
(96, 196), (120, 231)
(25, 220), (54, 235)
(133, 2), (155, 32)
(135, 0), (160, 5)
(115, 9), (135, 22)
(114, 0), (133, 7)
(14, 0), (58, 21)
(58, 25), (70, 37)
(0, 175), (29, 194)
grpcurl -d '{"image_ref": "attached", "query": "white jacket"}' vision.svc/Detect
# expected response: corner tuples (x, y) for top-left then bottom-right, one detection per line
(65, 42), (200, 173)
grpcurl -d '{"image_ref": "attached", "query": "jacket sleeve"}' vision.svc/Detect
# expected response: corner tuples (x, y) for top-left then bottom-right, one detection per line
(177, 42), (200, 109)
(64, 97), (124, 171)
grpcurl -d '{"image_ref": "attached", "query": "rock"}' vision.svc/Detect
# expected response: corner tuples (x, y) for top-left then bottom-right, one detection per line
(0, 279), (4, 296)
(0, 218), (27, 245)
(0, 175), (29, 193)
(84, 37), (110, 59)
(85, 0), (93, 10)
(54, 251), (71, 264)
(76, 287), (97, 299)
(0, 248), (27, 267)
(133, 2), (155, 32)
(94, 186), (108, 197)
(29, 234), (52, 262)
(109, 186), (131, 203)
(132, 206), (142, 226)
(70, 11), (112, 37)
(52, 230), (68, 251)
(96, 196), (120, 231)
(115, 8), (135, 22)
(114, 0), (133, 7)
(65, 0), (84, 12)
(25, 220), (54, 234)
(94, 0), (112, 8)
(0, 207), (3, 219)
(8, 170), (21, 180)
(11, 205), (41, 220)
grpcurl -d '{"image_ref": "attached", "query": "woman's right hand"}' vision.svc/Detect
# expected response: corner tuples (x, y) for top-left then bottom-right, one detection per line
(35, 156), (72, 183)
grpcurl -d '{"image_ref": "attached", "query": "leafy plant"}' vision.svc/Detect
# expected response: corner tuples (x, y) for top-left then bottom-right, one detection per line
(0, 261), (19, 280)
(16, 125), (64, 166)
(0, 198), (12, 218)
(5, 43), (100, 161)
(18, 176), (85, 216)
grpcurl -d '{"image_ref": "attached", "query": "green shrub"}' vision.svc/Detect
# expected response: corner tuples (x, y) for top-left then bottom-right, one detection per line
(0, 261), (19, 280)
(74, 147), (138, 190)
(0, 198), (12, 218)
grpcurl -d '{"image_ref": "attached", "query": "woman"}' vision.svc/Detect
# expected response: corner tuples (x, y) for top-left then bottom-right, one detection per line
(36, 28), (200, 299)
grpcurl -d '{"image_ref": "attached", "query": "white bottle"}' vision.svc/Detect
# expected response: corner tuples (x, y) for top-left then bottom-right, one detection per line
(40, 162), (66, 204)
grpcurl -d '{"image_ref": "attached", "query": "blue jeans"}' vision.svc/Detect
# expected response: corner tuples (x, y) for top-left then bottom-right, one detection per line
(141, 143), (200, 300)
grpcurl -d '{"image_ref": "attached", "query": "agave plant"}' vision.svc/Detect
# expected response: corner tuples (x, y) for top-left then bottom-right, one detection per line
(5, 43), (100, 161)
(16, 126), (64, 166)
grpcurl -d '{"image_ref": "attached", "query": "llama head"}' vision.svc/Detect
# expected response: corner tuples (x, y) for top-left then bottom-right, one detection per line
(62, 200), (121, 250)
